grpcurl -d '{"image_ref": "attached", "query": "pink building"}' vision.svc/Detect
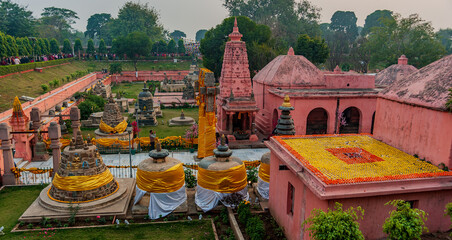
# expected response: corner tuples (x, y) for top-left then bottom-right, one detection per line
(253, 49), (378, 138)
(266, 134), (452, 240)
(374, 54), (452, 167)
(375, 55), (417, 87)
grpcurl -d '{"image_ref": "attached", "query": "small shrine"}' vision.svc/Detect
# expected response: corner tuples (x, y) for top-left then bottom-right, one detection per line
(195, 135), (248, 212)
(9, 97), (32, 161)
(216, 18), (259, 141)
(182, 76), (196, 100)
(94, 96), (128, 140)
(168, 110), (196, 126)
(135, 82), (157, 126)
(133, 140), (187, 218)
(92, 79), (111, 99)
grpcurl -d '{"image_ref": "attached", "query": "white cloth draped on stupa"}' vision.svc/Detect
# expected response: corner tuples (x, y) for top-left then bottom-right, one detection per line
(134, 184), (186, 219)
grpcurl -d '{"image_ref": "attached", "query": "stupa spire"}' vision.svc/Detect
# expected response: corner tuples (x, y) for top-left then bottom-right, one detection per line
(287, 47), (295, 56)
(11, 96), (28, 122)
(229, 17), (243, 41)
(275, 95), (295, 136)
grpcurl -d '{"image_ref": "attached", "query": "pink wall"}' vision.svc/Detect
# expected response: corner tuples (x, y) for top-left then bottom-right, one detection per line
(324, 74), (375, 89)
(254, 82), (377, 136)
(110, 70), (189, 83)
(374, 98), (452, 167)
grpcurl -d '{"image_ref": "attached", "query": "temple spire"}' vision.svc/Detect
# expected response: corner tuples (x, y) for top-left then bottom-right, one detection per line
(229, 17), (243, 41)
(287, 47), (295, 56)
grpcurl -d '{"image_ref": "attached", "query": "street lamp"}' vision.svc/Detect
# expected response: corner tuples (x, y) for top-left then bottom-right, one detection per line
(127, 127), (133, 178)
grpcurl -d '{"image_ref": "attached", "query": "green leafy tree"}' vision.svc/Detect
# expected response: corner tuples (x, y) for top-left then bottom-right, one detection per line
(200, 16), (280, 78)
(37, 38), (48, 55)
(177, 38), (185, 54)
(195, 29), (207, 42)
(33, 38), (42, 56)
(113, 31), (151, 71)
(62, 38), (72, 54)
(330, 11), (358, 42)
(361, 10), (393, 36)
(49, 38), (59, 54)
(16, 37), (29, 56)
(364, 14), (446, 69)
(109, 2), (164, 41)
(223, 0), (321, 46)
(0, 0), (35, 37)
(6, 34), (18, 56)
(98, 39), (107, 54)
(170, 30), (186, 40)
(85, 13), (111, 43)
(44, 38), (50, 53)
(109, 62), (122, 74)
(0, 32), (8, 58)
(383, 200), (428, 240)
(445, 88), (452, 112)
(38, 7), (79, 42)
(167, 39), (176, 54)
(303, 202), (365, 240)
(74, 38), (82, 54)
(295, 34), (329, 65)
(151, 40), (167, 54)
(86, 39), (95, 55)
(437, 28), (452, 54)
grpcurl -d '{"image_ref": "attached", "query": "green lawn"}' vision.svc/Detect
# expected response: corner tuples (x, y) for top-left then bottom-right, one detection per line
(0, 186), (214, 240)
(111, 82), (156, 99)
(0, 60), (191, 112)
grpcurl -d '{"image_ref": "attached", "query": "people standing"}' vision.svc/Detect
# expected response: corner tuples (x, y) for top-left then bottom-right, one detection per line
(149, 130), (156, 150)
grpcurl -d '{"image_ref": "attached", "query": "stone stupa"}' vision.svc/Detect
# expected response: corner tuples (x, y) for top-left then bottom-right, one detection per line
(195, 135), (248, 212)
(94, 96), (128, 140)
(135, 82), (157, 126)
(133, 139), (187, 219)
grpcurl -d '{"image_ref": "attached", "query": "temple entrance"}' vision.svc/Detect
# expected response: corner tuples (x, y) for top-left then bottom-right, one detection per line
(272, 109), (278, 132)
(306, 108), (328, 135)
(339, 107), (360, 134)
(371, 111), (376, 134)
(232, 112), (252, 139)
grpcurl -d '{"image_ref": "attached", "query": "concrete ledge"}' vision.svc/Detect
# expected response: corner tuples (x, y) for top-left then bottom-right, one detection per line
(227, 207), (245, 240)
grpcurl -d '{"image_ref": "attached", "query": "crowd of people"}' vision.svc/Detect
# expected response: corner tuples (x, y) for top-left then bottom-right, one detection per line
(0, 53), (74, 66)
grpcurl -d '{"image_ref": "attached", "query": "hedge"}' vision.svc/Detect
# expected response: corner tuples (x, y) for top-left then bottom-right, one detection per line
(0, 58), (73, 76)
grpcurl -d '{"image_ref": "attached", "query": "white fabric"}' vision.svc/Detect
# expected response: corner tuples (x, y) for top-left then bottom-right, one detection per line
(195, 185), (249, 212)
(257, 176), (269, 200)
(134, 185), (187, 219)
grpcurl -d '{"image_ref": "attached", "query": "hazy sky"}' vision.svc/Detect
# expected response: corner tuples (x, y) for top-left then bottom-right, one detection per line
(13, 0), (452, 40)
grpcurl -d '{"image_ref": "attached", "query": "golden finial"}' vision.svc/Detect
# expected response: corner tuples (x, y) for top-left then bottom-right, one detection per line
(156, 138), (162, 152)
(281, 95), (292, 108)
(13, 96), (23, 113)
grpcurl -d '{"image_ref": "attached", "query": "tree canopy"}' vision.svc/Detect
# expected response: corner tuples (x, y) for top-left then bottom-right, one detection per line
(200, 16), (281, 79)
(62, 38), (72, 54)
(437, 28), (452, 54)
(86, 39), (95, 54)
(195, 29), (207, 42)
(74, 38), (82, 54)
(49, 38), (59, 54)
(294, 34), (329, 65)
(98, 39), (107, 54)
(85, 13), (111, 42)
(151, 40), (167, 54)
(330, 11), (358, 42)
(113, 31), (151, 71)
(0, 0), (35, 37)
(361, 10), (393, 36)
(177, 38), (186, 54)
(38, 7), (79, 42)
(167, 39), (176, 53)
(170, 30), (186, 40)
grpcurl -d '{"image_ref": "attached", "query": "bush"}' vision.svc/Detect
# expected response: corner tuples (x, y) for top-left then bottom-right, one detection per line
(86, 94), (106, 109)
(41, 84), (49, 92)
(383, 200), (428, 240)
(184, 168), (197, 188)
(303, 202), (364, 240)
(52, 79), (60, 87)
(78, 100), (101, 120)
(109, 62), (123, 74)
(246, 166), (258, 184)
(0, 58), (72, 76)
(246, 216), (265, 240)
(445, 203), (452, 236)
(237, 201), (251, 224)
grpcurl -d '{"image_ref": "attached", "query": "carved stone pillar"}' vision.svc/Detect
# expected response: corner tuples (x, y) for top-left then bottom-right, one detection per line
(228, 112), (234, 134)
(0, 123), (16, 185)
(70, 107), (81, 139)
(48, 122), (62, 177)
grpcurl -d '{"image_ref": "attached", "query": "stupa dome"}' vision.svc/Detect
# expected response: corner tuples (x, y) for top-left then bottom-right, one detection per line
(253, 47), (325, 87)
(380, 54), (452, 111)
(375, 55), (417, 87)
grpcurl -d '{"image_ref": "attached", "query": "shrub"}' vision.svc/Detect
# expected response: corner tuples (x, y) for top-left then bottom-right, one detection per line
(237, 200), (251, 224)
(184, 168), (197, 188)
(41, 84), (49, 92)
(109, 62), (122, 74)
(246, 166), (258, 184)
(246, 216), (265, 240)
(52, 79), (60, 87)
(0, 58), (72, 76)
(78, 100), (101, 120)
(383, 200), (428, 240)
(86, 94), (106, 109)
(445, 203), (452, 236)
(303, 202), (364, 240)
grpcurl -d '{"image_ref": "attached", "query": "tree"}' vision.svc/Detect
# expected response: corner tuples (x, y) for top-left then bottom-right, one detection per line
(223, 0), (321, 46)
(109, 2), (164, 41)
(167, 39), (176, 54)
(383, 200), (428, 240)
(38, 7), (79, 42)
(85, 13), (111, 39)
(74, 38), (82, 54)
(16, 37), (29, 56)
(195, 29), (207, 42)
(98, 39), (107, 54)
(361, 10), (393, 36)
(86, 39), (95, 55)
(177, 38), (186, 54)
(0, 0), (35, 37)
(49, 38), (59, 54)
(437, 28), (452, 54)
(201, 16), (280, 79)
(170, 30), (186, 40)
(364, 14), (446, 69)
(0, 32), (9, 58)
(303, 202), (364, 240)
(62, 39), (72, 54)
(113, 31), (151, 71)
(294, 34), (329, 65)
(330, 11), (358, 42)
(6, 35), (18, 56)
(151, 40), (167, 54)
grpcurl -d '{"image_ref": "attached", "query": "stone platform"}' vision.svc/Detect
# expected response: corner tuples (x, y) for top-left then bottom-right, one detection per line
(94, 129), (130, 141)
(168, 116), (196, 126)
(19, 178), (136, 222)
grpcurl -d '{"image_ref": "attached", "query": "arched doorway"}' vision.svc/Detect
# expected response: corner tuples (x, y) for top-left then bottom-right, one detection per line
(339, 107), (360, 134)
(371, 111), (376, 134)
(306, 108), (328, 135)
(272, 109), (278, 133)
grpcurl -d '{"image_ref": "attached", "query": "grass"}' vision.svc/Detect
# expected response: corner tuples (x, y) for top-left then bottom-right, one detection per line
(111, 82), (156, 99)
(0, 60), (191, 112)
(0, 186), (214, 239)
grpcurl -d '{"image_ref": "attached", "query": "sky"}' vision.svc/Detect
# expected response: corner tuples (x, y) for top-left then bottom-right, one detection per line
(12, 0), (452, 40)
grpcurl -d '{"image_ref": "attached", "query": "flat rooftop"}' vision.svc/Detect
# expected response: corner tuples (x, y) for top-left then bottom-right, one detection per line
(274, 134), (451, 185)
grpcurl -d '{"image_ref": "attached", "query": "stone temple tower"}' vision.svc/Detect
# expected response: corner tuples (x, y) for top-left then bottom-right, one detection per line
(216, 18), (259, 138)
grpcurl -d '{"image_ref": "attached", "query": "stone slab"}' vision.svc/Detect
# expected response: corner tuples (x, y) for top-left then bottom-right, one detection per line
(19, 178), (136, 222)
